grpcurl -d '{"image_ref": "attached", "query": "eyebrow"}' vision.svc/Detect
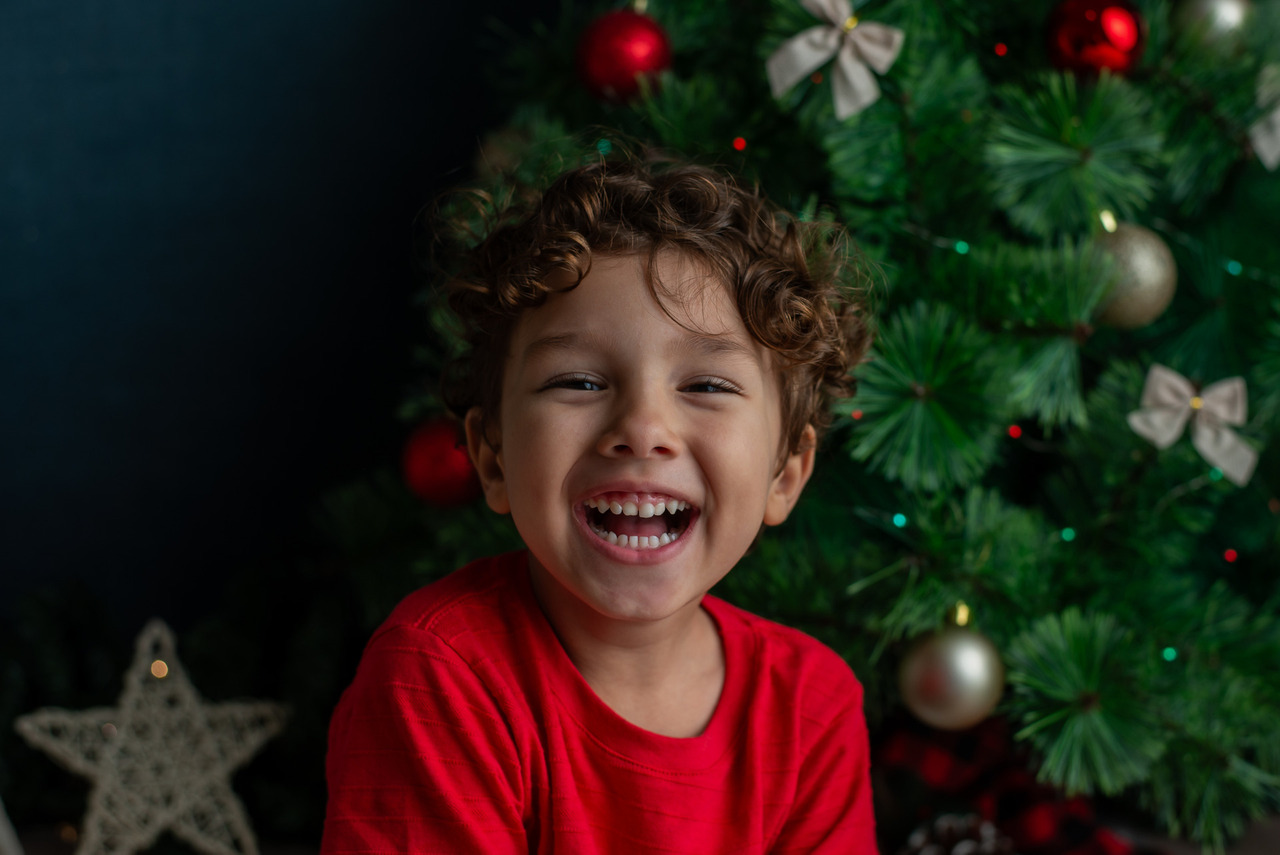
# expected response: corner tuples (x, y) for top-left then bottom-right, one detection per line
(520, 329), (758, 363)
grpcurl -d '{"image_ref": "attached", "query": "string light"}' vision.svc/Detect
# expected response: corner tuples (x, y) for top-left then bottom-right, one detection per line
(1155, 217), (1280, 287)
(892, 513), (908, 528)
(1061, 527), (1077, 542)
(1007, 424), (1022, 438)
(1162, 647), (1177, 662)
(852, 409), (864, 420)
(898, 216), (1280, 289)
(1223, 548), (1238, 563)
(596, 138), (613, 155)
(732, 136), (747, 151)
(810, 71), (824, 84)
(955, 601), (972, 626)
(994, 43), (1008, 56)
(1209, 467), (1224, 481)
(151, 659), (169, 679)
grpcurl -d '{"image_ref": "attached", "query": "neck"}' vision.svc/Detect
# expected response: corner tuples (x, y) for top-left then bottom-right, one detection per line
(527, 560), (725, 737)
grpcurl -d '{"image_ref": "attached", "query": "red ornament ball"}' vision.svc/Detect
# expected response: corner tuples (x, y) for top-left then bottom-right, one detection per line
(402, 418), (481, 507)
(576, 9), (672, 102)
(1046, 0), (1147, 75)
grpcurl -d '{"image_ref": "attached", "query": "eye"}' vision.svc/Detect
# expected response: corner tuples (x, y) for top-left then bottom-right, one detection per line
(542, 373), (604, 392)
(682, 377), (741, 394)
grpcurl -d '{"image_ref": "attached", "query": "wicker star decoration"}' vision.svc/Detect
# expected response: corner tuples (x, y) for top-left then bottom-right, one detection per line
(14, 620), (287, 855)
(0, 795), (22, 855)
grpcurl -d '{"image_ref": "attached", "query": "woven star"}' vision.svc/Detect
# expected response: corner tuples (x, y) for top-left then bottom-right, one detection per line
(0, 795), (22, 855)
(14, 620), (287, 855)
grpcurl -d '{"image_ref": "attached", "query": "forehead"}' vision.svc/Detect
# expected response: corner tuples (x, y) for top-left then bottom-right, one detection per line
(513, 251), (751, 351)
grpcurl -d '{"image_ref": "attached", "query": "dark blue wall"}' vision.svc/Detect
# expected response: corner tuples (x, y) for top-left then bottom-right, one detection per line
(1, 0), (553, 631)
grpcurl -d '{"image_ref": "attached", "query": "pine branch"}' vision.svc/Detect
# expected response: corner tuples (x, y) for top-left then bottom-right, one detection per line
(1005, 608), (1165, 796)
(847, 301), (1013, 491)
(985, 72), (1163, 238)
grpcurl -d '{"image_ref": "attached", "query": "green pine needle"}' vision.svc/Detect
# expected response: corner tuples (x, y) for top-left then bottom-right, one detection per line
(847, 301), (1011, 492)
(986, 72), (1163, 238)
(1140, 668), (1280, 854)
(1006, 608), (1165, 795)
(1009, 337), (1087, 428)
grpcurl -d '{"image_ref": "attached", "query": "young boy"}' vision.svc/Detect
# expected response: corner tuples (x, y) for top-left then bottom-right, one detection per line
(321, 156), (877, 853)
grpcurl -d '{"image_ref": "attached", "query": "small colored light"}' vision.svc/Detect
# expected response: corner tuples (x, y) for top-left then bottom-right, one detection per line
(892, 513), (907, 528)
(596, 138), (613, 155)
(1162, 647), (1177, 662)
(101, 722), (117, 738)
(955, 601), (971, 626)
(810, 71), (824, 84)
(1225, 259), (1243, 276)
(1061, 528), (1076, 542)
(151, 659), (169, 679)
(1209, 467), (1223, 481)
(994, 42), (1008, 56)
(1008, 425), (1022, 439)
(1099, 210), (1118, 232)
(1224, 548), (1238, 563)
(954, 240), (970, 254)
(1269, 497), (1280, 514)
(732, 136), (747, 151)
(852, 409), (864, 420)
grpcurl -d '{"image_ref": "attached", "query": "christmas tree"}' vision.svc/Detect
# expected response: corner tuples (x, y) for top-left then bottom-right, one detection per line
(396, 0), (1280, 850)
(5, 0), (1279, 851)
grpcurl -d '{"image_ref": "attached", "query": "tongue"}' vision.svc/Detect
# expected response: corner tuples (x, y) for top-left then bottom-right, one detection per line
(605, 516), (669, 537)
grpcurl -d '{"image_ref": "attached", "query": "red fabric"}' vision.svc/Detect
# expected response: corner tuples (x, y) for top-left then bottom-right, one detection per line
(321, 551), (878, 854)
(874, 715), (1168, 855)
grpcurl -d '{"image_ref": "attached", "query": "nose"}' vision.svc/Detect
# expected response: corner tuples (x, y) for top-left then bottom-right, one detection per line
(597, 387), (681, 459)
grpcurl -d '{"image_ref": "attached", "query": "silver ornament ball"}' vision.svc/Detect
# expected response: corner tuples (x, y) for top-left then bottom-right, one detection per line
(1173, 0), (1253, 49)
(1095, 223), (1177, 329)
(899, 627), (1005, 731)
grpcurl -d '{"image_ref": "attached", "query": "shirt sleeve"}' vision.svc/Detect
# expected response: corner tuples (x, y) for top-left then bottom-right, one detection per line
(770, 672), (879, 854)
(320, 623), (529, 854)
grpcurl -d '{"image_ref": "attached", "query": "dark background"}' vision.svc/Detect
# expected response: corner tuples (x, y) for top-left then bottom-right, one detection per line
(1, 0), (556, 633)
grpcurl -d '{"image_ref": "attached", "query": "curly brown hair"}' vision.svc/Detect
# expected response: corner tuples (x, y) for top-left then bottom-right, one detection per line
(439, 155), (873, 457)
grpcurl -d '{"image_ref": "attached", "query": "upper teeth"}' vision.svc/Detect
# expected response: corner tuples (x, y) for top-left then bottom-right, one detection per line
(584, 498), (689, 517)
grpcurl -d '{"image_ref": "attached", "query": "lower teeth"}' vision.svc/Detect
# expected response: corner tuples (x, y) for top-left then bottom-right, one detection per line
(590, 527), (679, 549)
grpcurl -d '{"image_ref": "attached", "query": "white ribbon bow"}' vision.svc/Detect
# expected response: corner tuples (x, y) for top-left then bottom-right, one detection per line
(766, 0), (904, 120)
(1249, 64), (1280, 171)
(1126, 364), (1257, 486)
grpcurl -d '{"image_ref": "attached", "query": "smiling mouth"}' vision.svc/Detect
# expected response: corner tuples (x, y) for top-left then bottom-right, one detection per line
(583, 494), (696, 550)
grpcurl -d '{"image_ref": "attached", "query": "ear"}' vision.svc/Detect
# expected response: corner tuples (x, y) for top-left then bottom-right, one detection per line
(763, 424), (816, 526)
(464, 406), (510, 514)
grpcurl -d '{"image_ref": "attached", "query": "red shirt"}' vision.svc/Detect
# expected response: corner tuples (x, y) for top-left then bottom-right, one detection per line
(322, 551), (877, 853)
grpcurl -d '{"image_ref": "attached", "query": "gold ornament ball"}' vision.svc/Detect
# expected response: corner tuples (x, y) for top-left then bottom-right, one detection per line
(898, 627), (1005, 731)
(1173, 0), (1253, 49)
(1095, 223), (1177, 329)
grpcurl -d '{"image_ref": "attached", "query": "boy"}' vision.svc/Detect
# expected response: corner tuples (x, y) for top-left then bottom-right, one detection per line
(321, 155), (877, 853)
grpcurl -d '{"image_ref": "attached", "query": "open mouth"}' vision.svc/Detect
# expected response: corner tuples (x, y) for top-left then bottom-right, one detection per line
(583, 494), (696, 550)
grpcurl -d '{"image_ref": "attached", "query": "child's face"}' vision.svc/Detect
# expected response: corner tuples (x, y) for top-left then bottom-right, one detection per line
(466, 252), (814, 626)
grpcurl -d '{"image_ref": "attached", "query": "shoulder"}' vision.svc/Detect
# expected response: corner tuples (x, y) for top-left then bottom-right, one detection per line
(344, 551), (538, 697)
(706, 595), (863, 711)
(335, 551), (537, 729)
(373, 551), (529, 648)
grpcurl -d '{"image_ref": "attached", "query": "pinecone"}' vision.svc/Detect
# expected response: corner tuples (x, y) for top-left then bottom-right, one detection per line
(897, 813), (1017, 855)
